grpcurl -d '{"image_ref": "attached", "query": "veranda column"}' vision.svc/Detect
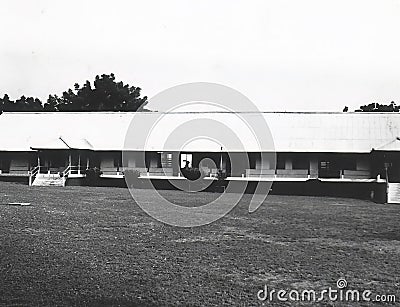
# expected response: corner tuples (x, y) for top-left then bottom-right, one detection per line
(309, 158), (319, 179)
(172, 152), (180, 176)
(78, 153), (81, 175)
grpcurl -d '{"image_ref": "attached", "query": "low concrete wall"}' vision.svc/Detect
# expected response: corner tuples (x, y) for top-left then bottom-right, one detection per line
(3, 175), (385, 203)
(0, 176), (29, 184)
(268, 181), (386, 203)
(65, 178), (86, 186)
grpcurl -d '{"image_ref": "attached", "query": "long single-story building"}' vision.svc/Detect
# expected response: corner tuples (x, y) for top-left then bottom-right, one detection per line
(0, 111), (399, 203)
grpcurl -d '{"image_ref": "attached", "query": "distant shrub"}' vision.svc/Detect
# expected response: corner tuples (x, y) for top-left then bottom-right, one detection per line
(124, 169), (142, 188)
(85, 167), (102, 186)
(123, 169), (140, 178)
(181, 167), (202, 181)
(217, 169), (227, 180)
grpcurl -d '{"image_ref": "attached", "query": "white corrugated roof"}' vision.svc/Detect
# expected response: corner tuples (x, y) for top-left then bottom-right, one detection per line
(30, 136), (93, 150)
(0, 111), (399, 153)
(374, 137), (400, 151)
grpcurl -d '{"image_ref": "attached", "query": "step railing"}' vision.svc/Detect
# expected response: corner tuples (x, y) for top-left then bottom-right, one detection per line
(30, 165), (86, 187)
(63, 165), (72, 178)
(28, 166), (40, 186)
(62, 165), (86, 177)
(62, 166), (87, 186)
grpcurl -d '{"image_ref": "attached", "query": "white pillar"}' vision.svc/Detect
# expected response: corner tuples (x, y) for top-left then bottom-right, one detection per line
(285, 159), (293, 170)
(309, 158), (318, 178)
(36, 154), (40, 174)
(78, 154), (81, 174)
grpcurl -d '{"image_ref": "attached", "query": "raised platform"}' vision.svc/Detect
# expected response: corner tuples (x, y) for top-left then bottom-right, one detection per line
(0, 173), (29, 177)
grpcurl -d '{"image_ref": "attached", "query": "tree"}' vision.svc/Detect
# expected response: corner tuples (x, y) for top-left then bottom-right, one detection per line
(1, 73), (147, 113)
(0, 94), (13, 112)
(355, 101), (399, 112)
(15, 96), (43, 111)
(44, 94), (60, 111)
(0, 94), (43, 112)
(43, 73), (148, 111)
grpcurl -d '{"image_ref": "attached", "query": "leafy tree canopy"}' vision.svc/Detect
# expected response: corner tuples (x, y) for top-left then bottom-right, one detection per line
(354, 101), (399, 112)
(0, 94), (43, 112)
(0, 73), (148, 112)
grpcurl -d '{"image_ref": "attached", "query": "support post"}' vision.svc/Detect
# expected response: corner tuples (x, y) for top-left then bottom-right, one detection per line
(78, 154), (81, 175)
(220, 147), (223, 170)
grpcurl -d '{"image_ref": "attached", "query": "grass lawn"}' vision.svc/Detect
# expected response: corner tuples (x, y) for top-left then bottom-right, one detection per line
(0, 182), (399, 306)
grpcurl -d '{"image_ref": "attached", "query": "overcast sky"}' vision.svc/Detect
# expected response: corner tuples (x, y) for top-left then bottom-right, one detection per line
(1, 0), (400, 111)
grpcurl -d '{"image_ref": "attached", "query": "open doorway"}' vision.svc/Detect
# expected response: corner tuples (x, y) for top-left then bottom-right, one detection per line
(180, 153), (193, 169)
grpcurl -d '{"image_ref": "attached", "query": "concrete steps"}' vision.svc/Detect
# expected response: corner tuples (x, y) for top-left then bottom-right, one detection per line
(387, 183), (400, 204)
(32, 175), (65, 187)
